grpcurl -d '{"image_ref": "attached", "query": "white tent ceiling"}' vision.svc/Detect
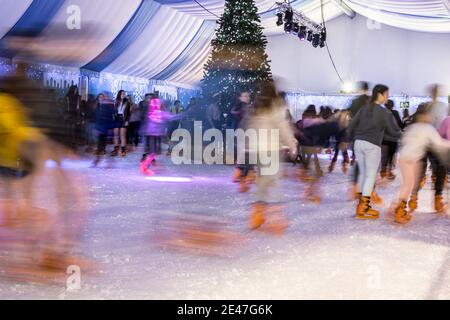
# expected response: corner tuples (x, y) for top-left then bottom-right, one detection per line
(0, 0), (449, 85)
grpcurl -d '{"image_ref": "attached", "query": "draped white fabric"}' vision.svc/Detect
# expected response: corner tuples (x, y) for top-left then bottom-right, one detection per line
(1, 0), (450, 86)
(33, 0), (142, 66)
(156, 0), (277, 18)
(0, 0), (32, 39)
(104, 5), (203, 78)
(343, 0), (450, 32)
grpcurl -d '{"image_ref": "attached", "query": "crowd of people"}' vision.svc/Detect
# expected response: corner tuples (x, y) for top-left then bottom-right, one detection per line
(1, 64), (449, 277)
(230, 81), (449, 230)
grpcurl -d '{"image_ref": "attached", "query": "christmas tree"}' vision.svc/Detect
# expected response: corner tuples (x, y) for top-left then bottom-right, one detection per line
(201, 0), (272, 114)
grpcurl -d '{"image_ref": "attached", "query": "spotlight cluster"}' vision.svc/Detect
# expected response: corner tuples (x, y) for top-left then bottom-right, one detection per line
(275, 2), (327, 48)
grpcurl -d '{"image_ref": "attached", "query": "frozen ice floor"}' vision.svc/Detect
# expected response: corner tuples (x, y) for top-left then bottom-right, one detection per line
(0, 150), (449, 300)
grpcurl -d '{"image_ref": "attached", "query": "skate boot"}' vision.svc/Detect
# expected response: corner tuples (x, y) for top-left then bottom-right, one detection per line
(431, 174), (437, 184)
(342, 161), (349, 174)
(419, 176), (426, 189)
(408, 194), (418, 212)
(387, 170), (396, 180)
(232, 168), (242, 183)
(434, 195), (447, 214)
(328, 161), (336, 173)
(121, 146), (127, 157)
(246, 169), (256, 184)
(304, 185), (321, 204)
(265, 205), (288, 235)
(110, 146), (119, 157)
(315, 167), (324, 177)
(239, 175), (250, 193)
(249, 203), (266, 230)
(371, 191), (383, 205)
(140, 153), (156, 175)
(356, 196), (380, 219)
(394, 201), (411, 224)
(92, 155), (101, 167)
(299, 169), (315, 182)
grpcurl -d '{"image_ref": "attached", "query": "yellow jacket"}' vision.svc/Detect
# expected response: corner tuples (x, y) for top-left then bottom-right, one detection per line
(0, 93), (42, 169)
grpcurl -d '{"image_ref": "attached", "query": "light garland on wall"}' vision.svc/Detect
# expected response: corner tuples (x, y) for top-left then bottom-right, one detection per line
(285, 92), (436, 121)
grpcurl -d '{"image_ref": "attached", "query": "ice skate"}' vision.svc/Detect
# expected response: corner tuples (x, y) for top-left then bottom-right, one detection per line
(110, 146), (119, 157)
(342, 162), (349, 174)
(239, 176), (250, 193)
(394, 201), (412, 224)
(356, 196), (380, 220)
(299, 169), (315, 182)
(420, 176), (426, 189)
(249, 203), (266, 230)
(120, 147), (127, 157)
(140, 153), (156, 175)
(371, 191), (383, 206)
(408, 194), (418, 212)
(304, 185), (321, 204)
(232, 168), (242, 183)
(263, 205), (288, 236)
(434, 195), (447, 214)
(328, 161), (336, 173)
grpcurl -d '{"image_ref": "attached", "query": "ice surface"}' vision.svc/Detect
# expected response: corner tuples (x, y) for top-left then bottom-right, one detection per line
(0, 149), (449, 299)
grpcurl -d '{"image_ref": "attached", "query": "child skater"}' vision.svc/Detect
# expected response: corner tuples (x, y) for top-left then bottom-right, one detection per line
(393, 108), (450, 224)
(247, 81), (297, 234)
(140, 96), (182, 174)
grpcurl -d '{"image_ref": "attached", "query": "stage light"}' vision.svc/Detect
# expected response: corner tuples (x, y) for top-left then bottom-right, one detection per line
(298, 26), (307, 41)
(319, 30), (327, 47)
(307, 30), (313, 42)
(276, 12), (284, 26)
(312, 34), (320, 48)
(293, 23), (300, 34)
(284, 9), (293, 23)
(284, 22), (293, 33)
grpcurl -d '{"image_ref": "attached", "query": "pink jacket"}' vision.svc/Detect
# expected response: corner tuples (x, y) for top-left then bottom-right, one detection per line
(438, 116), (450, 140)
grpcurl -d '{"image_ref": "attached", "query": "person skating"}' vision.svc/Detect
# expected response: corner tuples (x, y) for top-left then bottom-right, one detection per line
(329, 110), (351, 174)
(93, 93), (115, 167)
(380, 99), (402, 180)
(111, 90), (131, 157)
(347, 81), (371, 166)
(140, 96), (182, 174)
(247, 81), (297, 234)
(392, 108), (450, 224)
(231, 91), (252, 183)
(347, 84), (401, 219)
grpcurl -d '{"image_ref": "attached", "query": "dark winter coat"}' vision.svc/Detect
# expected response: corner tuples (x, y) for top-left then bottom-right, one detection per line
(348, 94), (370, 118)
(348, 103), (401, 147)
(95, 101), (115, 134)
(114, 98), (131, 123)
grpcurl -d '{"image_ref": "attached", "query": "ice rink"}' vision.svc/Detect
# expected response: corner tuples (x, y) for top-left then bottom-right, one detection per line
(1, 151), (449, 300)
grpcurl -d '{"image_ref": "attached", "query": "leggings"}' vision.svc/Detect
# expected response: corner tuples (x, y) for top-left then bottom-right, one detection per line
(332, 142), (350, 163)
(97, 132), (107, 154)
(354, 140), (381, 197)
(300, 146), (322, 176)
(398, 158), (421, 201)
(128, 121), (141, 147)
(381, 140), (398, 171)
(413, 151), (447, 196)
